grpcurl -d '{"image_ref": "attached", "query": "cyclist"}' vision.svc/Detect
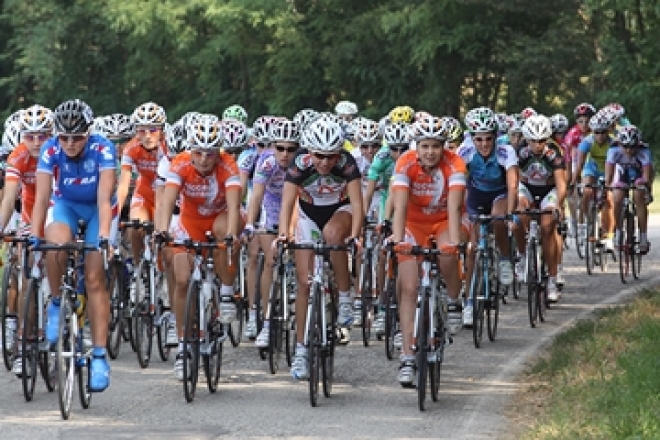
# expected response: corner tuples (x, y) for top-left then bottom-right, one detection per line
(242, 119), (299, 348)
(458, 107), (519, 326)
(605, 125), (652, 253)
(389, 106), (415, 124)
(442, 117), (464, 152)
(278, 118), (363, 380)
(222, 104), (248, 124)
(30, 99), (116, 391)
(222, 120), (249, 161)
(334, 100), (358, 123)
(390, 115), (466, 385)
(116, 102), (168, 296)
(0, 105), (52, 376)
(550, 113), (572, 283)
(516, 115), (567, 302)
(352, 118), (382, 216)
(365, 121), (411, 336)
(155, 114), (242, 380)
(572, 111), (616, 251)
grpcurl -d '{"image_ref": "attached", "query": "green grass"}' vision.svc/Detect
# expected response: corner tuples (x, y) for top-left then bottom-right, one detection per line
(513, 289), (660, 439)
(650, 176), (660, 213)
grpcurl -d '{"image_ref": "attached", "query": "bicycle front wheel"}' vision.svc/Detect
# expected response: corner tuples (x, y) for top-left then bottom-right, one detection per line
(470, 257), (485, 348)
(1, 265), (17, 371)
(134, 263), (154, 368)
(308, 284), (322, 407)
(268, 272), (283, 374)
(429, 301), (443, 402)
(487, 279), (499, 342)
(416, 290), (428, 411)
(21, 279), (39, 402)
(107, 260), (126, 360)
(384, 276), (398, 361)
(57, 299), (76, 420)
(585, 205), (596, 275)
(182, 281), (200, 403)
(204, 299), (223, 393)
(360, 252), (373, 347)
(527, 244), (539, 328)
(618, 208), (630, 284)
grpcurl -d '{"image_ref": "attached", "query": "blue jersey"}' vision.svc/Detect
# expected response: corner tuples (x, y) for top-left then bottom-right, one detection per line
(456, 143), (518, 192)
(38, 134), (117, 204)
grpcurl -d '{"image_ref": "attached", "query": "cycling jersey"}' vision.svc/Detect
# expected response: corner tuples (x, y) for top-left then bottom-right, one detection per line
(518, 143), (565, 188)
(606, 145), (651, 184)
(121, 137), (166, 207)
(367, 146), (395, 218)
(392, 149), (466, 225)
(237, 145), (259, 178)
(252, 149), (286, 229)
(578, 133), (614, 176)
(39, 134), (117, 203)
(353, 149), (380, 216)
(5, 143), (37, 222)
(166, 151), (241, 220)
(456, 143), (517, 192)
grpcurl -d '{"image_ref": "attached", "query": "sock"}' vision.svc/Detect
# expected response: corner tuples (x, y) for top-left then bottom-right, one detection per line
(220, 284), (234, 297)
(338, 291), (351, 303)
(295, 343), (307, 355)
(92, 346), (106, 357)
(178, 340), (184, 352)
(249, 309), (256, 321)
(263, 320), (270, 329)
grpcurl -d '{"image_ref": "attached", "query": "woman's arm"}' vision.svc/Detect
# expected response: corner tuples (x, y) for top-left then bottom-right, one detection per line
(346, 179), (364, 238)
(278, 182), (298, 238)
(0, 180), (20, 231)
(97, 169), (116, 238)
(155, 185), (178, 233)
(30, 172), (52, 237)
(391, 189), (408, 242)
(245, 182), (266, 227)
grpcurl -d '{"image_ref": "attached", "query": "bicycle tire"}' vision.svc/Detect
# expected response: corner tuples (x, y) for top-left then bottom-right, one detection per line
(106, 261), (126, 360)
(21, 279), (39, 402)
(57, 299), (75, 420)
(156, 308), (170, 362)
(632, 213), (642, 279)
(78, 347), (91, 409)
(618, 207), (630, 284)
(1, 264), (16, 371)
(527, 242), (539, 328)
(134, 300), (153, 369)
(183, 280), (200, 403)
(585, 204), (596, 275)
(416, 289), (428, 412)
(204, 298), (223, 393)
(538, 261), (547, 323)
(470, 256), (485, 348)
(384, 274), (397, 361)
(308, 283), (321, 407)
(429, 301), (442, 402)
(39, 349), (55, 393)
(228, 249), (246, 347)
(322, 284), (336, 398)
(268, 271), (283, 374)
(360, 252), (373, 347)
(573, 198), (585, 259)
(487, 280), (499, 342)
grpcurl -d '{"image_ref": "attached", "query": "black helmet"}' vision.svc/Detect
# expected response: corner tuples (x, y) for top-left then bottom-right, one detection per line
(53, 99), (94, 134)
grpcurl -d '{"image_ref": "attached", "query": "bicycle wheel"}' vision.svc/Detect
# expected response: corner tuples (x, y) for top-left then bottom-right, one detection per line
(21, 279), (39, 402)
(156, 307), (171, 362)
(360, 252), (373, 347)
(487, 278), (499, 342)
(228, 249), (246, 347)
(134, 300), (153, 369)
(573, 199), (585, 259)
(39, 349), (56, 393)
(78, 345), (91, 409)
(429, 302), (442, 402)
(204, 301), (223, 393)
(182, 280), (200, 403)
(538, 262), (547, 323)
(106, 261), (126, 360)
(416, 290), (428, 412)
(632, 214), (642, 279)
(308, 284), (321, 407)
(384, 276), (397, 361)
(618, 208), (630, 284)
(57, 299), (76, 420)
(1, 265), (17, 371)
(585, 205), (596, 275)
(322, 291), (336, 398)
(527, 243), (539, 328)
(268, 271), (283, 374)
(470, 257), (485, 348)
(228, 296), (244, 348)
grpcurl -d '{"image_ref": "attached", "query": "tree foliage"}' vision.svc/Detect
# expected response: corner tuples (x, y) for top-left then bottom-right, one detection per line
(0, 0), (658, 146)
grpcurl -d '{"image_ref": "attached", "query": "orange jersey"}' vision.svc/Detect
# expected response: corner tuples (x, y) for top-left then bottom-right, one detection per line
(120, 137), (167, 203)
(5, 143), (38, 218)
(165, 151), (241, 220)
(392, 149), (467, 224)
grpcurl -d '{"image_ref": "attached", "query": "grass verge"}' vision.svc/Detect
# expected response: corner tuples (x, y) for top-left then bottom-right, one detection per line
(508, 288), (660, 439)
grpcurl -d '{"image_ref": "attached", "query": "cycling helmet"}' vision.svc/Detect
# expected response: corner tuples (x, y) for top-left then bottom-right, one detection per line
(131, 102), (167, 126)
(353, 118), (380, 143)
(165, 122), (188, 156)
(606, 102), (625, 119)
(20, 105), (53, 133)
(383, 122), (412, 145)
(252, 115), (279, 143)
(53, 99), (94, 134)
(589, 113), (612, 132)
(550, 113), (569, 134)
(187, 114), (223, 150)
(222, 104), (248, 123)
(574, 102), (596, 118)
(304, 119), (344, 153)
(520, 107), (537, 119)
(221, 120), (249, 150)
(441, 116), (463, 142)
(617, 125), (641, 146)
(522, 115), (552, 140)
(293, 108), (320, 130)
(464, 107), (498, 133)
(414, 111), (432, 122)
(4, 110), (23, 130)
(507, 115), (523, 133)
(496, 113), (510, 133)
(411, 115), (447, 141)
(2, 121), (22, 153)
(178, 111), (203, 128)
(334, 100), (358, 116)
(103, 113), (134, 139)
(270, 119), (300, 143)
(389, 106), (415, 124)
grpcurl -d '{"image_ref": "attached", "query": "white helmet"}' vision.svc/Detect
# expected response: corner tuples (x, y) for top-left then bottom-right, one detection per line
(222, 120), (249, 150)
(464, 107), (498, 133)
(383, 122), (411, 145)
(334, 100), (358, 116)
(165, 122), (187, 156)
(96, 113), (134, 139)
(4, 110), (23, 131)
(293, 108), (319, 130)
(410, 116), (448, 141)
(550, 114), (569, 134)
(187, 114), (223, 150)
(588, 112), (612, 132)
(131, 102), (167, 125)
(522, 115), (552, 140)
(496, 112), (510, 133)
(353, 118), (380, 143)
(2, 121), (22, 153)
(270, 120), (300, 143)
(304, 119), (344, 153)
(20, 105), (53, 133)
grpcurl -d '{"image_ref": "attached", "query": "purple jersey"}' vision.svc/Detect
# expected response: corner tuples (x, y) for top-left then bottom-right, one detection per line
(253, 150), (286, 229)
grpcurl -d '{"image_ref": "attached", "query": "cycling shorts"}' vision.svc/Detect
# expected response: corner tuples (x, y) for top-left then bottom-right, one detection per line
(295, 202), (352, 244)
(130, 191), (155, 220)
(582, 160), (604, 179)
(46, 199), (119, 247)
(466, 187), (508, 216)
(399, 216), (469, 263)
(518, 183), (558, 210)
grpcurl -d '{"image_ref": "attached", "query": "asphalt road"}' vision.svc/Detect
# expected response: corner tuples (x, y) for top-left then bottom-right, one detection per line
(1, 217), (658, 439)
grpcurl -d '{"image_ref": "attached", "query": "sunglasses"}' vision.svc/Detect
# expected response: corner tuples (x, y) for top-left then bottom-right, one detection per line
(137, 127), (162, 134)
(256, 142), (268, 148)
(275, 145), (298, 153)
(360, 143), (380, 150)
(473, 136), (494, 143)
(313, 152), (340, 161)
(389, 145), (409, 153)
(594, 130), (608, 135)
(23, 133), (50, 142)
(58, 133), (87, 143)
(529, 138), (549, 144)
